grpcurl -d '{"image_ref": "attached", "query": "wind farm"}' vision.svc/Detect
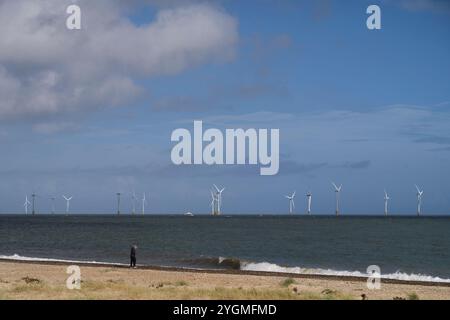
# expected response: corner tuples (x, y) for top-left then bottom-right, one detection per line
(15, 183), (435, 216)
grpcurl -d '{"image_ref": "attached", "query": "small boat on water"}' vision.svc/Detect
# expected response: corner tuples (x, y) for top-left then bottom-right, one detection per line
(184, 212), (194, 217)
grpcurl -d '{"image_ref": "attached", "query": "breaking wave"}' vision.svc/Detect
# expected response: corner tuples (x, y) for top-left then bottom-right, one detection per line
(2, 254), (450, 284)
(180, 256), (242, 270)
(241, 261), (450, 283)
(0, 254), (127, 266)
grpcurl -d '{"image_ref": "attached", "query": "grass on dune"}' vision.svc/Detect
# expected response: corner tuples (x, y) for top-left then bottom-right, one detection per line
(407, 292), (420, 300)
(280, 278), (296, 287)
(0, 279), (354, 300)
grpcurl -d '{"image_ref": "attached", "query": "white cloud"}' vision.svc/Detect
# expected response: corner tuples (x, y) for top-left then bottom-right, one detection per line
(0, 0), (238, 119)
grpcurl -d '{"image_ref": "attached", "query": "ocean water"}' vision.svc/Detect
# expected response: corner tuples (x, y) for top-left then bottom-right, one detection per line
(1, 215), (449, 282)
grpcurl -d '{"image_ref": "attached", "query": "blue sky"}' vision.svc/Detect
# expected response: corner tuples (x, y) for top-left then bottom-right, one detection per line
(0, 0), (449, 214)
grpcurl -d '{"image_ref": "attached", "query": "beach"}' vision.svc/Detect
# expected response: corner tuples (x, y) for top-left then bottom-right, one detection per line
(1, 260), (449, 300)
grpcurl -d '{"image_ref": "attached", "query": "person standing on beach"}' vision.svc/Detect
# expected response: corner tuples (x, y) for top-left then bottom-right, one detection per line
(130, 245), (137, 268)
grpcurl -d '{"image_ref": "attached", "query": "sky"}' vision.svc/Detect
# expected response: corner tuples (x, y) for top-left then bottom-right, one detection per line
(0, 0), (449, 215)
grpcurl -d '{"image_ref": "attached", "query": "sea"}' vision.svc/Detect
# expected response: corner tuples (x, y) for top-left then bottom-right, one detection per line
(1, 215), (449, 283)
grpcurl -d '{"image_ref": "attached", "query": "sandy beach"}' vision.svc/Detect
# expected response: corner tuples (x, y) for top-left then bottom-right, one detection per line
(0, 260), (449, 300)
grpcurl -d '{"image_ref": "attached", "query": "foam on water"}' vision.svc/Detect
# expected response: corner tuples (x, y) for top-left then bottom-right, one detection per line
(0, 254), (127, 266)
(241, 261), (450, 283)
(2, 254), (450, 284)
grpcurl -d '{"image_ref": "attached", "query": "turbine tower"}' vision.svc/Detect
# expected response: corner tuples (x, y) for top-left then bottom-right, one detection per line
(63, 195), (72, 214)
(213, 184), (225, 215)
(24, 196), (31, 214)
(31, 193), (36, 215)
(131, 191), (137, 215)
(306, 191), (312, 215)
(384, 190), (390, 216)
(142, 193), (147, 215)
(285, 191), (296, 214)
(415, 185), (424, 216)
(210, 190), (215, 215)
(210, 189), (219, 216)
(332, 182), (342, 216)
(50, 196), (56, 214)
(116, 192), (121, 215)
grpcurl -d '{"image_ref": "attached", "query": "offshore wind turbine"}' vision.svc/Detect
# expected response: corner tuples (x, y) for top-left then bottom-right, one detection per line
(62, 195), (72, 214)
(306, 191), (312, 215)
(31, 193), (36, 215)
(210, 190), (216, 215)
(24, 196), (31, 214)
(332, 182), (342, 216)
(50, 196), (56, 214)
(131, 191), (137, 215)
(116, 193), (121, 215)
(285, 191), (296, 214)
(142, 193), (147, 215)
(210, 189), (219, 216)
(415, 185), (424, 216)
(384, 190), (390, 216)
(213, 184), (225, 215)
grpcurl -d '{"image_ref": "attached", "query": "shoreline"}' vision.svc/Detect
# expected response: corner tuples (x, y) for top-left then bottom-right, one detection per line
(1, 260), (450, 300)
(2, 258), (449, 288)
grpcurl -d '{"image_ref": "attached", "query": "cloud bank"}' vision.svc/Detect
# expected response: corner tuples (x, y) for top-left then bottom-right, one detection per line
(0, 0), (238, 119)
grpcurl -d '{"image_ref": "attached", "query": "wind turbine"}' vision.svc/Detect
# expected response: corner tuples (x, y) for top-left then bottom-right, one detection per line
(24, 196), (31, 214)
(31, 193), (36, 215)
(415, 185), (424, 216)
(384, 190), (390, 216)
(210, 190), (215, 215)
(116, 193), (121, 215)
(213, 184), (225, 215)
(210, 189), (219, 216)
(142, 193), (147, 215)
(332, 182), (342, 216)
(131, 191), (137, 215)
(50, 196), (56, 214)
(63, 195), (72, 214)
(306, 191), (312, 215)
(285, 191), (296, 214)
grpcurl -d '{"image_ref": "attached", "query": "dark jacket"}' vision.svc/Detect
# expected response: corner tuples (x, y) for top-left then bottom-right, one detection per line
(130, 246), (136, 257)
